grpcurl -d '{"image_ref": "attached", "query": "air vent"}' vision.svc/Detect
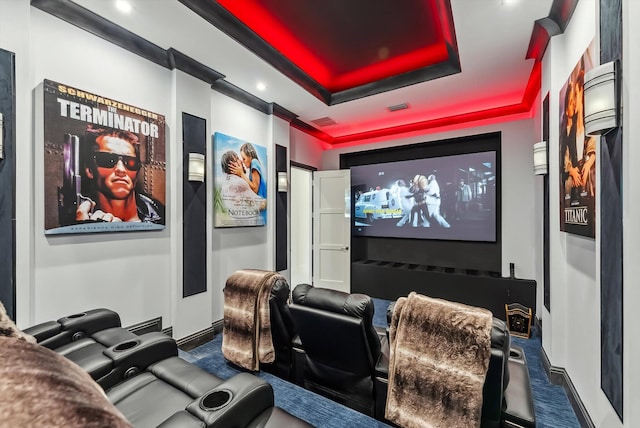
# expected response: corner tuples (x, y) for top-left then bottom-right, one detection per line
(310, 116), (337, 127)
(387, 103), (409, 112)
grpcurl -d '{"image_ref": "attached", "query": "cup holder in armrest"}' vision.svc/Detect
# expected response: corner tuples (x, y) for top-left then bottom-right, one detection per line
(66, 312), (87, 319)
(200, 390), (233, 411)
(508, 345), (527, 363)
(113, 340), (140, 352)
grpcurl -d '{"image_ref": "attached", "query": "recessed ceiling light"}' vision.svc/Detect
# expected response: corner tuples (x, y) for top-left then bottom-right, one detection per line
(256, 82), (267, 91)
(501, 0), (519, 5)
(115, 0), (132, 14)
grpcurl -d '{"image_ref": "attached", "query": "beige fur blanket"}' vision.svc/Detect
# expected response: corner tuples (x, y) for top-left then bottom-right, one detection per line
(385, 292), (493, 428)
(222, 269), (282, 371)
(0, 299), (36, 343)
(0, 336), (131, 427)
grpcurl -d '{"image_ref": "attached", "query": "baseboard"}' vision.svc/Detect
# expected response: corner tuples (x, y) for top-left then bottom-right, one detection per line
(176, 319), (223, 351)
(126, 316), (162, 336)
(124, 316), (223, 351)
(541, 348), (595, 428)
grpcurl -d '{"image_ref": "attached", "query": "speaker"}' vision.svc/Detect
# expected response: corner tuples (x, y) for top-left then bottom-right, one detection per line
(505, 303), (532, 339)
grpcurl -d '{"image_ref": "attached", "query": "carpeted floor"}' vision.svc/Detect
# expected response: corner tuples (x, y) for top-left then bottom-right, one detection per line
(180, 298), (580, 427)
(180, 335), (390, 427)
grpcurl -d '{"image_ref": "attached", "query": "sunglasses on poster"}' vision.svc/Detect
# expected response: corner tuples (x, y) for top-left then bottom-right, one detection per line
(93, 152), (140, 171)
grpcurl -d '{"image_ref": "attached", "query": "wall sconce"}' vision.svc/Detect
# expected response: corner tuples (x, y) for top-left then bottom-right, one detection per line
(188, 152), (205, 182)
(533, 141), (547, 175)
(584, 60), (619, 136)
(277, 171), (288, 192)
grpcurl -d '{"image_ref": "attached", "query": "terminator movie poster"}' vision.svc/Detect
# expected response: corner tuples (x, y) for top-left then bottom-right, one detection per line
(213, 132), (267, 228)
(558, 41), (596, 238)
(43, 79), (166, 235)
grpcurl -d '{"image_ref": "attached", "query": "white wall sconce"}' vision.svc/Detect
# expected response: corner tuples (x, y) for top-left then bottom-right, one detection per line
(584, 60), (619, 136)
(277, 171), (288, 192)
(188, 152), (205, 182)
(533, 141), (547, 175)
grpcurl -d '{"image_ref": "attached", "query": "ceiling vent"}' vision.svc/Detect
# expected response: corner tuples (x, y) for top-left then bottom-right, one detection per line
(387, 103), (409, 112)
(310, 116), (337, 127)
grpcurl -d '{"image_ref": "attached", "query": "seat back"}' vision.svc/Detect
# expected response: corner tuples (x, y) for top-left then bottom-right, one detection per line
(384, 300), (511, 427)
(265, 276), (297, 377)
(290, 284), (381, 414)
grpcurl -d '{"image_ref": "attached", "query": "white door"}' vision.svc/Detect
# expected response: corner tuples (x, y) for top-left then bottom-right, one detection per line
(313, 170), (350, 293)
(290, 166), (313, 287)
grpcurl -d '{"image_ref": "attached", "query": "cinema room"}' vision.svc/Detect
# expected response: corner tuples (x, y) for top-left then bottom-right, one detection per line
(0, 0), (633, 427)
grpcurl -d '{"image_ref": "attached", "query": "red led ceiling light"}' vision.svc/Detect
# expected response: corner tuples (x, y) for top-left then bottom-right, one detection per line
(213, 0), (460, 102)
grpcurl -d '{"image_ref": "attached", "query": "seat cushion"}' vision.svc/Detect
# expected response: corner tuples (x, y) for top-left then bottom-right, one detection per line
(109, 374), (199, 428)
(107, 356), (225, 427)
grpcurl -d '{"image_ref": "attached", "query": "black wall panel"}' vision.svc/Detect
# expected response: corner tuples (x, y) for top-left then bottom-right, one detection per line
(275, 144), (287, 271)
(599, 0), (623, 419)
(182, 113), (207, 297)
(0, 48), (15, 319)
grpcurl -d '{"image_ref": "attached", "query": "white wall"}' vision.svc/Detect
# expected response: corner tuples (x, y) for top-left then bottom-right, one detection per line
(290, 127), (326, 168)
(29, 9), (173, 326)
(171, 70), (214, 339)
(209, 91), (279, 320)
(542, 0), (606, 424)
(543, 0), (633, 426)
(0, 5), (283, 338)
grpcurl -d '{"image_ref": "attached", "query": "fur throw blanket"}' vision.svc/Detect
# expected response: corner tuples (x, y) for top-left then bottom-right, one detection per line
(385, 292), (493, 428)
(222, 269), (283, 371)
(0, 299), (36, 343)
(0, 336), (131, 427)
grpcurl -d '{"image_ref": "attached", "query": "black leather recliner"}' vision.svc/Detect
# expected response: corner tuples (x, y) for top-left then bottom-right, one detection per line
(376, 304), (533, 428)
(289, 283), (384, 416)
(263, 275), (297, 379)
(23, 308), (178, 390)
(107, 355), (312, 428)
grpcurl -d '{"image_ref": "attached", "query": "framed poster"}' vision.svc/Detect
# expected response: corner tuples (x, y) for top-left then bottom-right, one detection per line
(43, 79), (166, 235)
(213, 132), (267, 227)
(558, 41), (597, 238)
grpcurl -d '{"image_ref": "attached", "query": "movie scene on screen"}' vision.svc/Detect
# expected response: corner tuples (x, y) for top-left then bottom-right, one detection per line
(351, 151), (497, 242)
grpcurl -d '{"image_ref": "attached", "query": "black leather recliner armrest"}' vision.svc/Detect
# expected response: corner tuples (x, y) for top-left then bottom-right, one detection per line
(24, 308), (121, 350)
(185, 373), (274, 427)
(502, 347), (536, 428)
(23, 321), (61, 343)
(98, 332), (178, 389)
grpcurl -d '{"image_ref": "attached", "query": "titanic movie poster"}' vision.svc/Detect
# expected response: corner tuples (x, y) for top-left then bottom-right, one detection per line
(559, 41), (596, 238)
(213, 132), (267, 227)
(43, 79), (166, 235)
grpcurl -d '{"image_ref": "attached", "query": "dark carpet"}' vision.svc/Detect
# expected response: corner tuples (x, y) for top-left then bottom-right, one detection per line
(180, 298), (580, 427)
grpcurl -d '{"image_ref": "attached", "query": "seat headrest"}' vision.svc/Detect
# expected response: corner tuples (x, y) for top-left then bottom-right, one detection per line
(491, 318), (510, 352)
(270, 277), (291, 300)
(292, 283), (374, 320)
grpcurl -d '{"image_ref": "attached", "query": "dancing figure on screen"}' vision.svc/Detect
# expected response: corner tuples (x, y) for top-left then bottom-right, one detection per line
(425, 174), (451, 228)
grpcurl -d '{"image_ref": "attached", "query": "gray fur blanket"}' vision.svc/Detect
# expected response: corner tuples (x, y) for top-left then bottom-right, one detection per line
(222, 269), (282, 371)
(385, 292), (493, 428)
